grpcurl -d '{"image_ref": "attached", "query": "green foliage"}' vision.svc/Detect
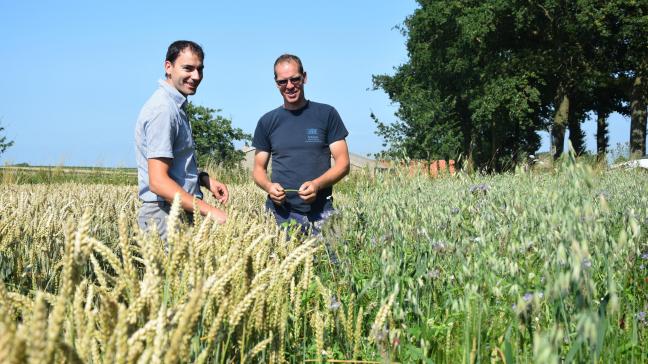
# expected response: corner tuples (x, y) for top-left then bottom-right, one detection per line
(0, 163), (647, 362)
(202, 162), (252, 185)
(186, 102), (251, 168)
(0, 166), (136, 185)
(609, 142), (631, 164)
(0, 123), (14, 156)
(323, 162), (648, 362)
(375, 0), (648, 169)
(373, 0), (546, 171)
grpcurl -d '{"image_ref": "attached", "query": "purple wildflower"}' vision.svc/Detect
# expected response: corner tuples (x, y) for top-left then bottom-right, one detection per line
(523, 292), (534, 302)
(469, 183), (490, 194)
(596, 190), (610, 199)
(427, 269), (441, 279)
(329, 296), (341, 311)
(431, 241), (446, 252)
(522, 292), (543, 303)
(640, 252), (648, 260)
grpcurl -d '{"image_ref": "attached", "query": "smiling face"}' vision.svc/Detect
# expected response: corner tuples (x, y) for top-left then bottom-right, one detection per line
(164, 48), (203, 97)
(274, 60), (307, 110)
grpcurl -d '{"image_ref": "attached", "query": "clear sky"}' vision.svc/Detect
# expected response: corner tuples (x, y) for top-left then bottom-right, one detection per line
(0, 1), (631, 167)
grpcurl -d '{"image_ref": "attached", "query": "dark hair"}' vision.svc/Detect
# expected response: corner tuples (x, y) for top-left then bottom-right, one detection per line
(273, 54), (304, 79)
(166, 40), (204, 64)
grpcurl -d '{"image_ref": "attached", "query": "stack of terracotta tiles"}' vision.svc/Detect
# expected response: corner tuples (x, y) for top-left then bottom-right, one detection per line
(378, 160), (457, 177)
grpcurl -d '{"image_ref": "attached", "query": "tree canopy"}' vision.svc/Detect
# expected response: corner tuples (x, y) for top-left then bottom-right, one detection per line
(186, 102), (251, 168)
(374, 0), (648, 170)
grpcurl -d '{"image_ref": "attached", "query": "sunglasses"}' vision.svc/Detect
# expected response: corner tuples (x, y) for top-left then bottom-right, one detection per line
(275, 75), (303, 86)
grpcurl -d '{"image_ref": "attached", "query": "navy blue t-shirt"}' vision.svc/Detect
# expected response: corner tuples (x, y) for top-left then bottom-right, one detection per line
(252, 101), (349, 213)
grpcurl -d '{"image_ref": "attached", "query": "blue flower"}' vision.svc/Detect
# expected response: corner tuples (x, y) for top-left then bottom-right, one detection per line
(523, 292), (534, 302)
(469, 184), (490, 194)
(640, 252), (648, 260)
(329, 296), (341, 311)
(427, 269), (441, 279)
(431, 241), (447, 252)
(522, 292), (543, 303)
(596, 190), (610, 199)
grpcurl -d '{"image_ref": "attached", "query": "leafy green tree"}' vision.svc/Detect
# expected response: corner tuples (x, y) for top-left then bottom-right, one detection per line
(374, 0), (546, 171)
(617, 0), (648, 157)
(0, 123), (14, 156)
(185, 102), (251, 168)
(545, 0), (645, 159)
(375, 0), (647, 167)
(371, 64), (462, 161)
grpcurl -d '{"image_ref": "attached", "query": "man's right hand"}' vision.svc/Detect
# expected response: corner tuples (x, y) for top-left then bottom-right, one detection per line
(267, 183), (286, 205)
(206, 206), (227, 224)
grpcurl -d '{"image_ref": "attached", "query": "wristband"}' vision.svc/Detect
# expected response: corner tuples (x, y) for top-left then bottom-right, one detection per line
(198, 171), (209, 184)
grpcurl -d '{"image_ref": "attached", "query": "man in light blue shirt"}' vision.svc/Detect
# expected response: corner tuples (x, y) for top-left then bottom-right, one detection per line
(135, 40), (228, 239)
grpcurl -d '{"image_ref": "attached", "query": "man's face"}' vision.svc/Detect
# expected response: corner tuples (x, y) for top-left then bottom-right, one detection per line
(274, 60), (306, 107)
(164, 49), (204, 97)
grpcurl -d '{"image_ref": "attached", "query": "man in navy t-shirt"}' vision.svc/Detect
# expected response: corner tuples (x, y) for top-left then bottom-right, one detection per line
(252, 54), (350, 234)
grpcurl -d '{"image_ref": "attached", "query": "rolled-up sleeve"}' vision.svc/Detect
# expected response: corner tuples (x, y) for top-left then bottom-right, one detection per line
(144, 107), (175, 159)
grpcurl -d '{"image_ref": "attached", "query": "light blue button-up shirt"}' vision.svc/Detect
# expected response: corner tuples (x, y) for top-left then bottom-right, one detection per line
(135, 80), (202, 202)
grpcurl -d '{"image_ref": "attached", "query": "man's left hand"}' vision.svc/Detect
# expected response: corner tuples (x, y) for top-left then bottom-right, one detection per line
(298, 180), (319, 203)
(207, 178), (229, 204)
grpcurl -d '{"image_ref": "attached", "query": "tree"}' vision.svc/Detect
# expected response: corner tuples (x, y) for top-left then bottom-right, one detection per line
(374, 0), (547, 171)
(375, 0), (647, 167)
(614, 0), (648, 157)
(0, 122), (14, 156)
(185, 102), (251, 168)
(552, 0), (646, 159)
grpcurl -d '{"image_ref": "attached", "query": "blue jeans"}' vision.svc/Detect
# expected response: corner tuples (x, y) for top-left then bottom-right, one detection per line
(265, 198), (335, 236)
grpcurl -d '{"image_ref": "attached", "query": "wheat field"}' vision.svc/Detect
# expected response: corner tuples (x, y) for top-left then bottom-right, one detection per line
(0, 161), (647, 363)
(0, 182), (354, 363)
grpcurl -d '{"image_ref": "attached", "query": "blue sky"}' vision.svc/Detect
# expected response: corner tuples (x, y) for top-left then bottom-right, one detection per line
(0, 1), (631, 167)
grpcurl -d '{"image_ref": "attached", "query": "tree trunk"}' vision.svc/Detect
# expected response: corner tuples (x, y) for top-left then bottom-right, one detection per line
(490, 119), (498, 171)
(596, 111), (609, 162)
(629, 75), (647, 158)
(458, 97), (474, 171)
(551, 88), (570, 160)
(567, 106), (585, 155)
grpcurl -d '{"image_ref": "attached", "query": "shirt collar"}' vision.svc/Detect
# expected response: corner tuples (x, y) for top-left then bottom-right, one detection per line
(158, 79), (188, 110)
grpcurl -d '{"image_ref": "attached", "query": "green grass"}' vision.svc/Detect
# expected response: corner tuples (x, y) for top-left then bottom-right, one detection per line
(0, 165), (136, 185)
(319, 161), (648, 362)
